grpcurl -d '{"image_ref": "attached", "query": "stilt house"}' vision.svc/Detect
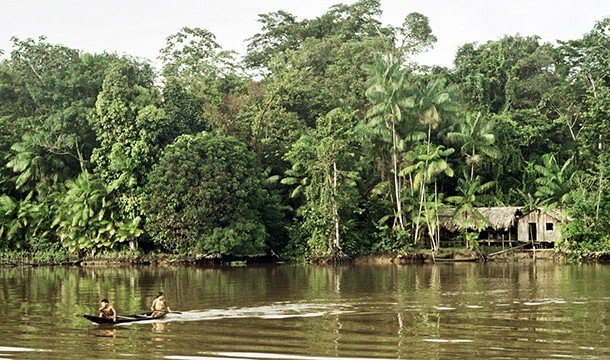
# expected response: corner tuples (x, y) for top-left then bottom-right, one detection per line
(439, 207), (566, 246)
(439, 207), (521, 246)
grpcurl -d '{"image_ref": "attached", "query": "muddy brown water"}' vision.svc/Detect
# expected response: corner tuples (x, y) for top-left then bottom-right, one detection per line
(0, 262), (609, 359)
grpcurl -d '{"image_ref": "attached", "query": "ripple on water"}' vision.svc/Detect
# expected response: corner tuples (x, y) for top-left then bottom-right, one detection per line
(0, 346), (49, 353)
(0, 346), (50, 360)
(522, 298), (567, 306)
(424, 339), (474, 344)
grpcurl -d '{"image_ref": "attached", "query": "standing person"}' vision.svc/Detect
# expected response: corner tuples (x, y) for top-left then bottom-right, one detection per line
(98, 298), (116, 322)
(150, 291), (171, 317)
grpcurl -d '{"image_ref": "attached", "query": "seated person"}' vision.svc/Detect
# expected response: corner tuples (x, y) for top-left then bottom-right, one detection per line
(98, 298), (116, 322)
(150, 291), (171, 317)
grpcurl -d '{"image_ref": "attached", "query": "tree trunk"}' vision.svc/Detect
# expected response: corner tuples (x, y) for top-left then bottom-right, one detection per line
(413, 180), (425, 245)
(470, 145), (476, 181)
(433, 181), (440, 252)
(331, 162), (341, 252)
(392, 121), (404, 230)
(75, 138), (87, 173)
(595, 135), (604, 223)
(414, 125), (433, 245)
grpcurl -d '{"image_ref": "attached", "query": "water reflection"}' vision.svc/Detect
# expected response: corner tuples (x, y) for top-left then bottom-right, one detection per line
(90, 328), (116, 338)
(151, 322), (170, 332)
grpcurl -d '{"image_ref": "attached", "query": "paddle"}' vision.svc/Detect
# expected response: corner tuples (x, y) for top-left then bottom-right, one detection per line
(147, 310), (182, 315)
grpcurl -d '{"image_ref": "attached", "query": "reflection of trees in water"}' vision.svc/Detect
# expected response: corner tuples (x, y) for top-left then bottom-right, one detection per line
(306, 264), (448, 357)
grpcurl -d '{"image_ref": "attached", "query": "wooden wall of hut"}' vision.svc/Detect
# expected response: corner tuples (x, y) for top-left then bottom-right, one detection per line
(517, 209), (562, 243)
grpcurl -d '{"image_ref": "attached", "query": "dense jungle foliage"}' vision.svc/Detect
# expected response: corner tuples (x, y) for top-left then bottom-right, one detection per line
(1, 0), (609, 260)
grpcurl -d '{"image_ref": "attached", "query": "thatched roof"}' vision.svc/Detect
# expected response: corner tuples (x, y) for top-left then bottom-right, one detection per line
(439, 207), (522, 232)
(521, 208), (569, 222)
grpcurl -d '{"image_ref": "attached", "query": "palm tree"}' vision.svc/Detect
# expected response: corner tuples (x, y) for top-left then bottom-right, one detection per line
(447, 112), (500, 180)
(401, 144), (454, 248)
(0, 193), (49, 249)
(407, 76), (458, 246)
(6, 135), (64, 191)
(364, 55), (414, 231)
(445, 175), (495, 248)
(414, 77), (458, 143)
(52, 171), (142, 255)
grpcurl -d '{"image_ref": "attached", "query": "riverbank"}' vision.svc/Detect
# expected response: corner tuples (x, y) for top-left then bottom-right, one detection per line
(353, 248), (567, 265)
(2, 246), (609, 267)
(0, 250), (280, 267)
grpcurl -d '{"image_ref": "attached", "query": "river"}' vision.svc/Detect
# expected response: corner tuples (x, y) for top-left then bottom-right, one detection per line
(0, 262), (609, 359)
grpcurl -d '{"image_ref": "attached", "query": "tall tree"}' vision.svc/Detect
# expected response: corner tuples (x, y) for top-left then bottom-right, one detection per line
(159, 26), (245, 126)
(364, 55), (415, 232)
(91, 59), (158, 181)
(282, 108), (362, 258)
(453, 35), (555, 114)
(407, 76), (458, 245)
(90, 59), (165, 250)
(245, 0), (388, 71)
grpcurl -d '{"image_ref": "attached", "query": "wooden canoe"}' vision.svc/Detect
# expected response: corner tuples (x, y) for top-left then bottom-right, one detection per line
(83, 312), (166, 324)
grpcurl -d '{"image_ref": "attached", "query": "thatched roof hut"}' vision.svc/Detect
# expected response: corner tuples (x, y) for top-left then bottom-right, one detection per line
(438, 207), (522, 232)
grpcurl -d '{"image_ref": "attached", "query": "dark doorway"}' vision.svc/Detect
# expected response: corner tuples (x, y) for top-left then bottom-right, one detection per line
(528, 223), (537, 241)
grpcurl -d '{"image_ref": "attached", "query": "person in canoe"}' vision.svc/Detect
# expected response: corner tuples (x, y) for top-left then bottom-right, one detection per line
(150, 291), (172, 317)
(98, 298), (116, 322)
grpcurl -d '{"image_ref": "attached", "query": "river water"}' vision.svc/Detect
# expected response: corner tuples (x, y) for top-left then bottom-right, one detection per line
(0, 262), (609, 359)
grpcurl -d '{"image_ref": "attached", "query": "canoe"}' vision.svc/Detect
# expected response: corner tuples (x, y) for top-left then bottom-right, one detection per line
(83, 312), (166, 325)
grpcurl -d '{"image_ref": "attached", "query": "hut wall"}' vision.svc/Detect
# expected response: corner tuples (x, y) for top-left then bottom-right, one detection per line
(517, 210), (562, 243)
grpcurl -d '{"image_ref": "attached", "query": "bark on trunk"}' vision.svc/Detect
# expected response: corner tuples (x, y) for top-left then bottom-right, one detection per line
(392, 121), (404, 230)
(332, 162), (341, 251)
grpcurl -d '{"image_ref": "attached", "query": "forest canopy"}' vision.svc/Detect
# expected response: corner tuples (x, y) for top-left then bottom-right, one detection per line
(1, 0), (609, 260)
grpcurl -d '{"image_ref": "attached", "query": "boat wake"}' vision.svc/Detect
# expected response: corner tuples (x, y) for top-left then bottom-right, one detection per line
(133, 302), (353, 325)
